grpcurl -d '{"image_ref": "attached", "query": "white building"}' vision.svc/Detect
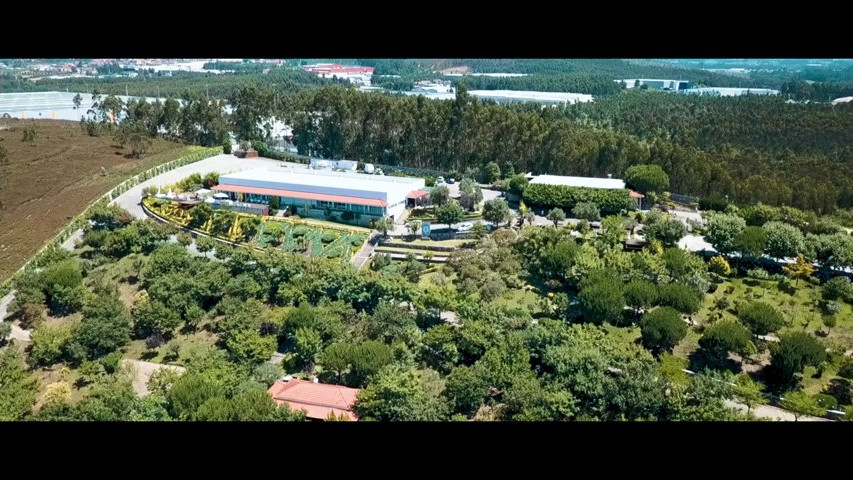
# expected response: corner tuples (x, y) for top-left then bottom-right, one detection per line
(619, 79), (692, 91)
(680, 87), (779, 97)
(530, 174), (626, 189)
(402, 89), (593, 105)
(213, 167), (426, 224)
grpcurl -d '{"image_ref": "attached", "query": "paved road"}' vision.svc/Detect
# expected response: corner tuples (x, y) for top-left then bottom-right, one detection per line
(114, 154), (296, 219)
(352, 232), (380, 270)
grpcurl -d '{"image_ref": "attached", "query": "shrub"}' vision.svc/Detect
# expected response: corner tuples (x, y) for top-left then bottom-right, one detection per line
(657, 283), (700, 314)
(814, 393), (838, 410)
(29, 324), (72, 366)
(624, 279), (659, 311)
(699, 320), (755, 363)
(739, 301), (785, 335)
(823, 276), (852, 302)
(746, 268), (770, 280)
(640, 307), (687, 352)
(769, 331), (825, 383)
(708, 256), (732, 276)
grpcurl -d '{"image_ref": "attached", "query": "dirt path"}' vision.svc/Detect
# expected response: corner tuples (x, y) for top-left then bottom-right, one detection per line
(122, 359), (185, 396)
(724, 400), (832, 422)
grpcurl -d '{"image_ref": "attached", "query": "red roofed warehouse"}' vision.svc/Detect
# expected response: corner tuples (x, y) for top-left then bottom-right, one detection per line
(268, 379), (360, 421)
(300, 63), (374, 85)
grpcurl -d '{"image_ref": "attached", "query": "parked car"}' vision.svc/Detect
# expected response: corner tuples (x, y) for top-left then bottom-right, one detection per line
(456, 222), (474, 231)
(436, 176), (445, 184)
(447, 178), (456, 184)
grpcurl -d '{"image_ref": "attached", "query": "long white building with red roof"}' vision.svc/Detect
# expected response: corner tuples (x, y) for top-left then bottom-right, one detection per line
(213, 166), (425, 225)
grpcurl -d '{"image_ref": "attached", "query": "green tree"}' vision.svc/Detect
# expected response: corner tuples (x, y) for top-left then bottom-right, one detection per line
(132, 299), (182, 338)
(822, 276), (851, 302)
(624, 164), (669, 195)
(458, 178), (483, 211)
(572, 202), (600, 222)
(770, 332), (825, 385)
(763, 221), (804, 259)
(114, 120), (153, 158)
(29, 323), (72, 366)
(226, 329), (277, 365)
(734, 226), (768, 258)
(599, 215), (626, 247)
(546, 207), (566, 227)
(739, 301), (785, 335)
(0, 346), (38, 421)
(70, 292), (132, 360)
(643, 218), (687, 247)
(508, 173), (529, 197)
(443, 365), (488, 417)
(578, 279), (624, 325)
(430, 184), (450, 206)
(640, 307), (687, 352)
(373, 216), (394, 237)
(783, 254), (814, 286)
(779, 391), (822, 421)
(354, 365), (448, 421)
(699, 320), (755, 365)
(294, 327), (323, 369)
(624, 279), (659, 314)
(657, 283), (700, 314)
(705, 213), (746, 255)
(167, 373), (220, 420)
(436, 201), (465, 228)
(480, 162), (501, 183)
(72, 93), (83, 109)
(501, 375), (577, 421)
(482, 198), (511, 227)
(733, 374), (766, 417)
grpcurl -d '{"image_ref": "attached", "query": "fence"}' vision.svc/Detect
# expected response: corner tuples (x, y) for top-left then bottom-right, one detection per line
(0, 146), (222, 298)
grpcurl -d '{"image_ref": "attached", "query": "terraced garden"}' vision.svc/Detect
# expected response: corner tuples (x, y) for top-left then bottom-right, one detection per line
(254, 220), (367, 260)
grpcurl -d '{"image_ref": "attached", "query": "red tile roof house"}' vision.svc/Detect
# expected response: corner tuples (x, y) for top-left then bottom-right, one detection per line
(268, 379), (361, 421)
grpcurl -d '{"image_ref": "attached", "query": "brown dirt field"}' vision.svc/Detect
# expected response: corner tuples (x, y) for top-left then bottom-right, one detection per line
(0, 120), (191, 282)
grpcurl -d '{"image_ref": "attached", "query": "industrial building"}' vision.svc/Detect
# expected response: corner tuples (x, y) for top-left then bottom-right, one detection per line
(402, 89), (593, 105)
(679, 87), (779, 97)
(619, 79), (693, 91)
(213, 167), (426, 225)
(301, 63), (375, 85)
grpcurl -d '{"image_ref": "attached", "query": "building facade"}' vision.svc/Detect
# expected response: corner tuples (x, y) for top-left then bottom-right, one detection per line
(213, 167), (425, 225)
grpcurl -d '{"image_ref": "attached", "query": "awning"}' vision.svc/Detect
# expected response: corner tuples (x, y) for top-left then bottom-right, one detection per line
(629, 190), (645, 199)
(213, 184), (388, 207)
(407, 190), (430, 199)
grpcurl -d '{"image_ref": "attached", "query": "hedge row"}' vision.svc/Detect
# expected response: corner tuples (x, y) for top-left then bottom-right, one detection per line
(522, 183), (632, 214)
(0, 146), (222, 298)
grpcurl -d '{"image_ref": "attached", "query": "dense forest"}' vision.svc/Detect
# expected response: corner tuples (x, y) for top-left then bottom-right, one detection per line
(288, 86), (853, 213)
(0, 69), (331, 99)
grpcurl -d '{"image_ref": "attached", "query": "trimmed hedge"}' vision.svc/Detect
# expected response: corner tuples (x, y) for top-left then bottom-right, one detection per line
(522, 183), (632, 214)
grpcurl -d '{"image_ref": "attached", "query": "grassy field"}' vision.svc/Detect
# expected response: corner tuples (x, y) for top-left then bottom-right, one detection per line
(0, 120), (191, 281)
(694, 277), (853, 347)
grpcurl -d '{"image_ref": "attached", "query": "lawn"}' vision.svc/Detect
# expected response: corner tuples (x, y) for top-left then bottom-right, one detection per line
(491, 286), (544, 315)
(0, 120), (192, 282)
(696, 277), (853, 346)
(122, 330), (218, 366)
